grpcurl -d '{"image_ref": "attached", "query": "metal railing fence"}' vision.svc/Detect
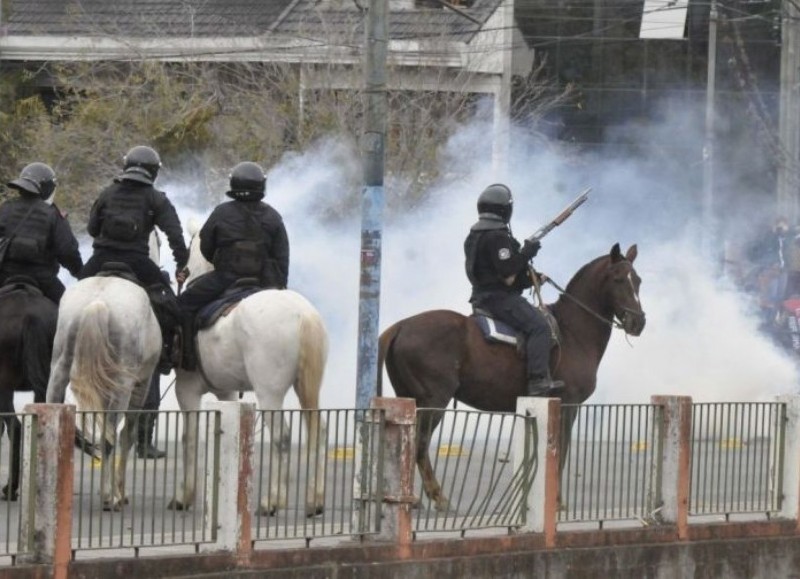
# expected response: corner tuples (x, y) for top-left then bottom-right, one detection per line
(252, 408), (385, 542)
(689, 402), (784, 517)
(0, 412), (36, 563)
(71, 409), (218, 552)
(413, 408), (533, 535)
(559, 403), (662, 525)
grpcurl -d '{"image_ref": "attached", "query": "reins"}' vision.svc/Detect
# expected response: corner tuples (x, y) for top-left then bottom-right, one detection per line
(536, 274), (625, 331)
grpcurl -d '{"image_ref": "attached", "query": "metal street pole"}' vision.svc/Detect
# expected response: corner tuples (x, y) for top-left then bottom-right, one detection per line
(355, 0), (388, 409)
(778, 0), (800, 222)
(702, 0), (718, 262)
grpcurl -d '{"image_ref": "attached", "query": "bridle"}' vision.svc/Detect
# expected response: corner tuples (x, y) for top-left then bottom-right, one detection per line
(542, 276), (643, 334)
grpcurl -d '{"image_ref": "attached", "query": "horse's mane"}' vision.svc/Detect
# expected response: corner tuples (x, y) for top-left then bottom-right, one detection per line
(562, 254), (609, 294)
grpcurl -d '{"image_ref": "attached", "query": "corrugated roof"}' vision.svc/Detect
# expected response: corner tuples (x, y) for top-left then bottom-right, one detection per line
(5, 0), (503, 43)
(5, 0), (294, 37)
(274, 0), (502, 44)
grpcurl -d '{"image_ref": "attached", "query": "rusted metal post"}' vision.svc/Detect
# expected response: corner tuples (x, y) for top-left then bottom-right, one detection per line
(371, 397), (416, 544)
(651, 395), (692, 539)
(19, 403), (75, 579)
(203, 401), (255, 559)
(515, 397), (560, 546)
(776, 395), (800, 526)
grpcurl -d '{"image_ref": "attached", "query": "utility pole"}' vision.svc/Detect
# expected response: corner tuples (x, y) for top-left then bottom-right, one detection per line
(355, 0), (388, 408)
(778, 0), (800, 222)
(702, 0), (718, 261)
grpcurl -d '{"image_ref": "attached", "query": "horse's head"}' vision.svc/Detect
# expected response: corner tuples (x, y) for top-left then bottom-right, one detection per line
(604, 243), (646, 336)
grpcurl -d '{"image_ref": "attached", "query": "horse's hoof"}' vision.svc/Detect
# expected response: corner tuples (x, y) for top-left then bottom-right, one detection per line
(102, 501), (123, 512)
(258, 504), (277, 517)
(167, 499), (190, 511)
(1, 485), (18, 502)
(306, 506), (324, 518)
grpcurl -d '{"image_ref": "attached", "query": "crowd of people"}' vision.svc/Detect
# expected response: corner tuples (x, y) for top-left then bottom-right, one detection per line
(0, 147), (289, 458)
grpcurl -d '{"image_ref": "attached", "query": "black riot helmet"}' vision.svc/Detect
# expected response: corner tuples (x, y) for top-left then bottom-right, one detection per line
(477, 183), (513, 223)
(121, 146), (162, 185)
(226, 161), (267, 200)
(8, 162), (57, 201)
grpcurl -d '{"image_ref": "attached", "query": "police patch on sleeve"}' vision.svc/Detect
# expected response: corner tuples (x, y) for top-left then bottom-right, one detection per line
(498, 248), (511, 260)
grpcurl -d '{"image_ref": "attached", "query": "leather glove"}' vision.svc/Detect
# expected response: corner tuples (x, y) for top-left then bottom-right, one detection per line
(520, 239), (541, 260)
(175, 267), (190, 285)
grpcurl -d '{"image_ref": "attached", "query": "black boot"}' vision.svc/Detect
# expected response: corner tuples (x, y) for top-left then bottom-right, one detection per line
(180, 318), (197, 371)
(526, 377), (565, 397)
(157, 327), (175, 375)
(148, 282), (182, 375)
(137, 414), (166, 459)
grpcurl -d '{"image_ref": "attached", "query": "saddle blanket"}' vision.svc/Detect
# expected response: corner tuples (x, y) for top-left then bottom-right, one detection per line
(197, 287), (261, 329)
(473, 314), (519, 346)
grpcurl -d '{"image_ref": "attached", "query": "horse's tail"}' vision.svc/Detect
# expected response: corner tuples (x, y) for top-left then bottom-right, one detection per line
(19, 310), (55, 403)
(377, 321), (402, 398)
(295, 309), (328, 411)
(70, 301), (131, 414)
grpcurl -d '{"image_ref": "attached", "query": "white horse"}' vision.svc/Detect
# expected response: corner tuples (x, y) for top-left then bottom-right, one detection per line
(46, 274), (161, 511)
(169, 221), (328, 517)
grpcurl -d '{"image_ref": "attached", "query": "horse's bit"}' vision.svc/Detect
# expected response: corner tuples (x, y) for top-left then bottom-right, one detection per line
(543, 277), (628, 331)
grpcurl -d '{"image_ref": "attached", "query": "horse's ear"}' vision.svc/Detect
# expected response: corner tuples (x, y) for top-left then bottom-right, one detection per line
(610, 243), (622, 262)
(625, 244), (638, 263)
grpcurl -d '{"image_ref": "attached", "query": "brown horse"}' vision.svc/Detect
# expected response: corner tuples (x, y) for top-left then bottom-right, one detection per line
(0, 278), (58, 501)
(377, 243), (646, 510)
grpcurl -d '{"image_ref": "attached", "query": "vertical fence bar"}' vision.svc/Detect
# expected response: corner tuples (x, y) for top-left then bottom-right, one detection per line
(516, 397), (559, 546)
(19, 404), (74, 578)
(370, 397), (415, 543)
(204, 402), (252, 558)
(651, 396), (691, 539)
(777, 395), (800, 524)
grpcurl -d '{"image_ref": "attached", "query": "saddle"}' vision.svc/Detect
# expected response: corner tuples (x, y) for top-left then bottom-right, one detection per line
(96, 262), (140, 285)
(0, 275), (43, 299)
(471, 307), (560, 350)
(196, 279), (262, 330)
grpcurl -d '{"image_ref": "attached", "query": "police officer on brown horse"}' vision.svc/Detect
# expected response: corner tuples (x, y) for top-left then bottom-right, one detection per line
(80, 145), (189, 375)
(464, 183), (564, 397)
(178, 161), (289, 371)
(0, 162), (83, 302)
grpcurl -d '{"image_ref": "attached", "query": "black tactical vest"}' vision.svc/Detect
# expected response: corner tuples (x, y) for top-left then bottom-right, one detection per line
(99, 184), (154, 244)
(213, 203), (267, 277)
(4, 199), (54, 267)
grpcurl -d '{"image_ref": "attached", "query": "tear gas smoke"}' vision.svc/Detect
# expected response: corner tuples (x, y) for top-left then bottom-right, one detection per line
(41, 105), (799, 412)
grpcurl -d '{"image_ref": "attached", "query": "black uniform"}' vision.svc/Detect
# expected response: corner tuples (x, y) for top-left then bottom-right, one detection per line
(80, 179), (189, 283)
(464, 215), (552, 381)
(0, 196), (83, 303)
(178, 198), (289, 316)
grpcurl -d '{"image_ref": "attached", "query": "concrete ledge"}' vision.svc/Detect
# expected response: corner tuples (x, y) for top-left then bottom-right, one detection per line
(2, 521), (799, 579)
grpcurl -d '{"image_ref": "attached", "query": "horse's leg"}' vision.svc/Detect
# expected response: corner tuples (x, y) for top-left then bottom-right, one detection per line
(416, 409), (449, 511)
(557, 405), (579, 510)
(303, 411), (326, 517)
(1, 411), (21, 502)
(294, 387), (326, 518)
(168, 371), (205, 511)
(101, 412), (122, 511)
(253, 397), (290, 517)
(110, 408), (139, 510)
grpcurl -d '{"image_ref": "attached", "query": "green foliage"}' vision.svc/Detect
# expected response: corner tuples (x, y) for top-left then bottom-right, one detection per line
(0, 59), (569, 227)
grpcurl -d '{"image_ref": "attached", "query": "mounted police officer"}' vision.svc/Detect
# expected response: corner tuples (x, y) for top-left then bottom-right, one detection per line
(0, 162), (83, 302)
(464, 183), (563, 397)
(80, 145), (189, 374)
(178, 161), (289, 370)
